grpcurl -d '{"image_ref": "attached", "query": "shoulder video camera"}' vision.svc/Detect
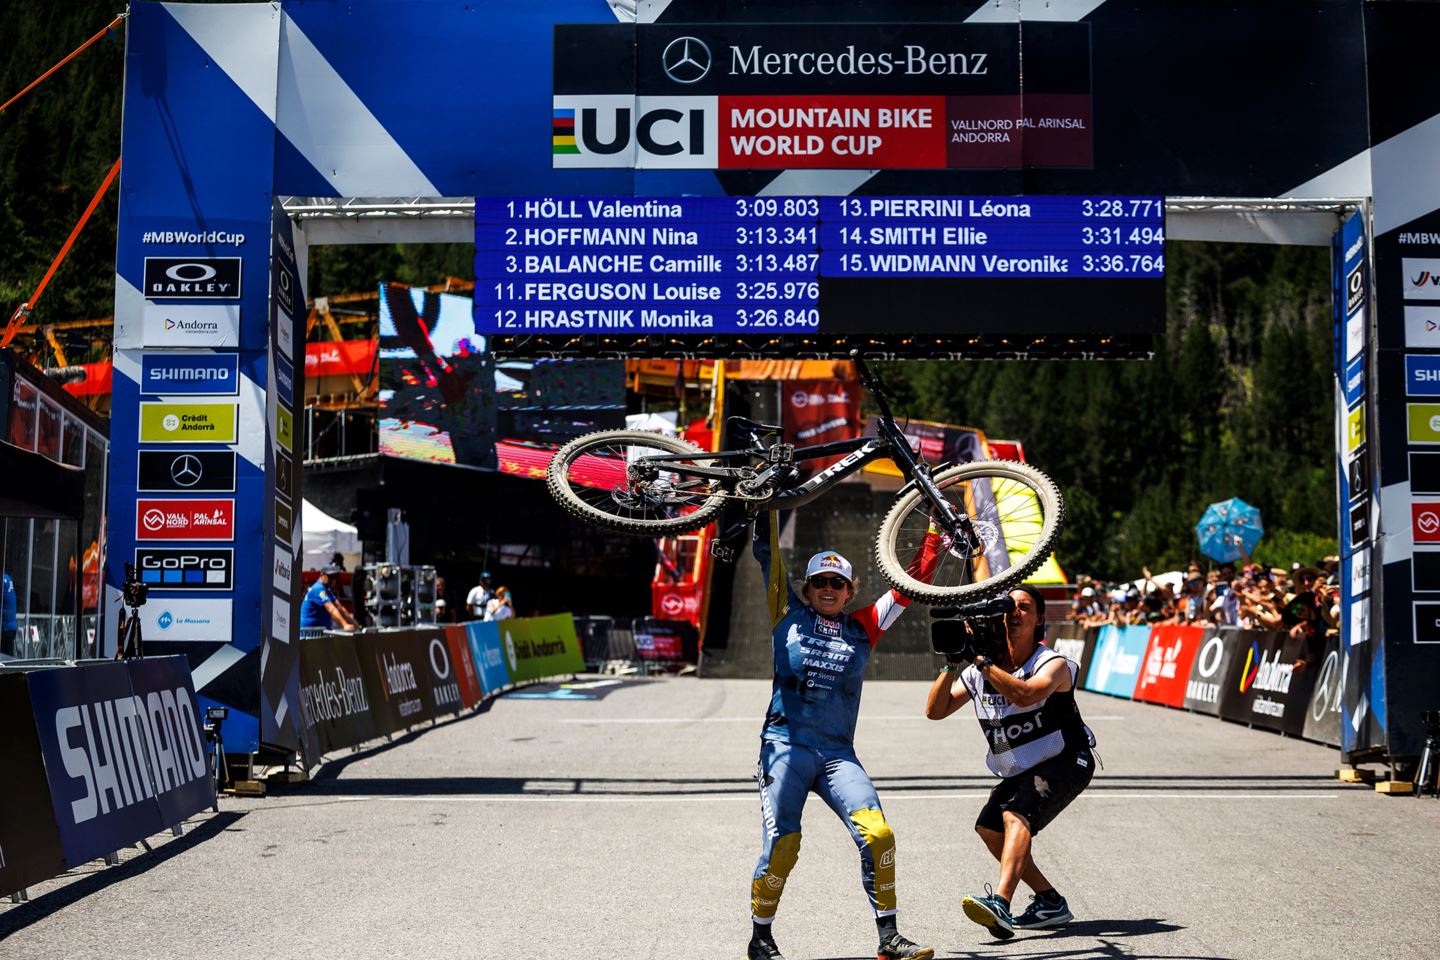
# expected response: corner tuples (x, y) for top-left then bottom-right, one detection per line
(930, 595), (1013, 663)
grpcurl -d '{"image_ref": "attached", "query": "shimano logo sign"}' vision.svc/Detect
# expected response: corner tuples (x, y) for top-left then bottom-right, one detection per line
(141, 353), (239, 396)
(53, 687), (208, 825)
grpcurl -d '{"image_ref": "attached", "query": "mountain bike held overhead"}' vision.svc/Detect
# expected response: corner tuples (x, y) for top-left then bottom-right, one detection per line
(546, 351), (1064, 605)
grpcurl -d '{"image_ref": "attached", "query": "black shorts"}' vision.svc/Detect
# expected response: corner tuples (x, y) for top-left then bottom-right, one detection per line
(976, 748), (1094, 835)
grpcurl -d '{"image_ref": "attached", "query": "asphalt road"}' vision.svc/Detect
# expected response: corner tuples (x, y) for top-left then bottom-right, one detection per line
(3, 677), (1437, 959)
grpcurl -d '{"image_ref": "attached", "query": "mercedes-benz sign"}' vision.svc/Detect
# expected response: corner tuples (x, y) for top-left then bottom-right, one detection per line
(662, 36), (711, 84)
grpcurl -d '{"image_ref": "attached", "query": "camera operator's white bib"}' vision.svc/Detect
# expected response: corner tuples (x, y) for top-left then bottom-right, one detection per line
(962, 646), (1088, 778)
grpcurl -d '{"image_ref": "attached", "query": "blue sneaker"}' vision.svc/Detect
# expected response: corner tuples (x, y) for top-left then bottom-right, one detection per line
(961, 884), (1015, 940)
(1012, 892), (1073, 930)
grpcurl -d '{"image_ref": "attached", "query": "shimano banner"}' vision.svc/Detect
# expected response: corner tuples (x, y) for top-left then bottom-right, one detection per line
(25, 658), (213, 868)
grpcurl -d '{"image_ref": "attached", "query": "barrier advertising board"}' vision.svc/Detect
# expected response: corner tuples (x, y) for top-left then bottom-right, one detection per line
(1084, 625), (1149, 698)
(420, 629), (465, 718)
(1046, 624), (1098, 686)
(298, 634), (378, 755)
(1217, 630), (1318, 736)
(357, 632), (434, 737)
(25, 658), (213, 868)
(467, 621), (512, 694)
(1133, 625), (1206, 709)
(502, 614), (585, 683)
(1301, 635), (1345, 747)
(0, 673), (66, 898)
(1182, 629), (1238, 717)
(444, 625), (484, 709)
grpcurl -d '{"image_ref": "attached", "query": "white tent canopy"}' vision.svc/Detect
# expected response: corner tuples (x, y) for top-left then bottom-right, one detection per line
(302, 499), (361, 572)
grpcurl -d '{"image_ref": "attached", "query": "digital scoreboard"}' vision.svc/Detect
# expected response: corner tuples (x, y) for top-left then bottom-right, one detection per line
(473, 195), (1165, 350)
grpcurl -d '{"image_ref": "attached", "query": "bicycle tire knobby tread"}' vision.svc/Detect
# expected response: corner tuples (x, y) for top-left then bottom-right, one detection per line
(874, 459), (1064, 605)
(546, 429), (725, 536)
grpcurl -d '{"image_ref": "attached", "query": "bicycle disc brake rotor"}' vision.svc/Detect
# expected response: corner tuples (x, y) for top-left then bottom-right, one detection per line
(947, 518), (998, 559)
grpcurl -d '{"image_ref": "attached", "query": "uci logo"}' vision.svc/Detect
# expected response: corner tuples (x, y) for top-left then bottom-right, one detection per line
(662, 36), (711, 84)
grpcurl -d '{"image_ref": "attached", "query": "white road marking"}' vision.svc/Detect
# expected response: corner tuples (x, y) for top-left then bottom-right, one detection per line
(263, 791), (1340, 806)
(558, 715), (1128, 723)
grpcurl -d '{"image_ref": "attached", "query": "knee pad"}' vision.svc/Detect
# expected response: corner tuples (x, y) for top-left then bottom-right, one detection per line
(850, 808), (897, 911)
(751, 832), (801, 920)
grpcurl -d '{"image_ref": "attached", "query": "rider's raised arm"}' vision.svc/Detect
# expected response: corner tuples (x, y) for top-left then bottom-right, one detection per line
(852, 519), (943, 647)
(753, 510), (798, 630)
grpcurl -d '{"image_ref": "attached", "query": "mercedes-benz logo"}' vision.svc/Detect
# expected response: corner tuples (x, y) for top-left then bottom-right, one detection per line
(662, 36), (711, 84)
(171, 454), (203, 487)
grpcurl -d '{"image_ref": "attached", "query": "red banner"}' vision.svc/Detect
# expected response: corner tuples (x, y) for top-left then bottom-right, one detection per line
(1134, 625), (1206, 708)
(134, 499), (235, 541)
(444, 625), (484, 709)
(781, 379), (860, 477)
(305, 340), (376, 377)
(713, 95), (1091, 169)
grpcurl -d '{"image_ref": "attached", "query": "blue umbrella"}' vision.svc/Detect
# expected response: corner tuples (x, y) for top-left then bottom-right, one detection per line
(1195, 498), (1264, 562)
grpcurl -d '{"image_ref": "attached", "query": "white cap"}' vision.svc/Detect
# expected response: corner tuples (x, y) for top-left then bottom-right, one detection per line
(805, 550), (854, 583)
(1080, 587), (1096, 597)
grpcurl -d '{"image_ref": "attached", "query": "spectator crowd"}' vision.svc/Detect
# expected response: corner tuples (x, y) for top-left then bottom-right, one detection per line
(1067, 556), (1341, 668)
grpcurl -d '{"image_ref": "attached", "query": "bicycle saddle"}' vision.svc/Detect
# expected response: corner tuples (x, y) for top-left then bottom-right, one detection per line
(728, 416), (783, 436)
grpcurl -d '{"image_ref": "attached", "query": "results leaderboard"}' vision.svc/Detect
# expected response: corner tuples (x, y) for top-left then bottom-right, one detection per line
(473, 196), (1164, 335)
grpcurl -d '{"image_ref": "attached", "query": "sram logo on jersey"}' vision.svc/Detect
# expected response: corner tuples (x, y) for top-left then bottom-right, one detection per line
(143, 258), (242, 299)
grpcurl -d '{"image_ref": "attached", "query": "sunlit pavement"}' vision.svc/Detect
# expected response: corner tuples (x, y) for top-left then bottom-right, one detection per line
(3, 677), (1435, 960)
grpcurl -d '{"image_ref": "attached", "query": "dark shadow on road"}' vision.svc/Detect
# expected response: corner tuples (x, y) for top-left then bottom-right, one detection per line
(822, 917), (1231, 960)
(0, 810), (245, 940)
(285, 772), (1340, 798)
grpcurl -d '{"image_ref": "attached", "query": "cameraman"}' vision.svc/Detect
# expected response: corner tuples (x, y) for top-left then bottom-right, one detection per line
(924, 585), (1096, 940)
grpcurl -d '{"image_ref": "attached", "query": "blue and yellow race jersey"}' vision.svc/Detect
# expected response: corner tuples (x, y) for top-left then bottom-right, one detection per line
(752, 512), (939, 751)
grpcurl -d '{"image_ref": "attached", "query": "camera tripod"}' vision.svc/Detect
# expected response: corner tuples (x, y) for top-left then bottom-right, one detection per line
(115, 600), (144, 659)
(1414, 711), (1440, 799)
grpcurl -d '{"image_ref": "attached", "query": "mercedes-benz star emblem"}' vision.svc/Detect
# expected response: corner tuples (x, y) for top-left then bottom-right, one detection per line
(171, 454), (203, 487)
(662, 36), (711, 84)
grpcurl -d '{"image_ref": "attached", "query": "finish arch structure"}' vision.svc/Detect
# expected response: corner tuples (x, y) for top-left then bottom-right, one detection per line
(112, 0), (1435, 767)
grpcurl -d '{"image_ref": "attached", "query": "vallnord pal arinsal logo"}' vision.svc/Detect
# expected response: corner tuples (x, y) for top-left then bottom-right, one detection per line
(143, 257), (242, 299)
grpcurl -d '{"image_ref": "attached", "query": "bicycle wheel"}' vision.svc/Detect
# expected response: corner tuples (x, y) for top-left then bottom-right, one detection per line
(875, 460), (1063, 605)
(547, 429), (727, 536)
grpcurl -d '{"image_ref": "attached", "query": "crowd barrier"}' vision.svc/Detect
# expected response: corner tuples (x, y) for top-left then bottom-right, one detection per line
(0, 656), (215, 900)
(297, 614), (585, 760)
(1050, 622), (1344, 746)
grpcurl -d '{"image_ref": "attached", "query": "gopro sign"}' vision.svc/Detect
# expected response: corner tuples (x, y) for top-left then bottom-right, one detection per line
(140, 352), (240, 396)
(135, 548), (234, 591)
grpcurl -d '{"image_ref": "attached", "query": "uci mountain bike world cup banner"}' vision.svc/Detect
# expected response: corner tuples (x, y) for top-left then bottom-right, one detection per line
(553, 23), (1090, 170)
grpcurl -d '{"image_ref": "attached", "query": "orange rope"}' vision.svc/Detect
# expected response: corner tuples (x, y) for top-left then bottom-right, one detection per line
(0, 13), (126, 114)
(1, 157), (123, 348)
